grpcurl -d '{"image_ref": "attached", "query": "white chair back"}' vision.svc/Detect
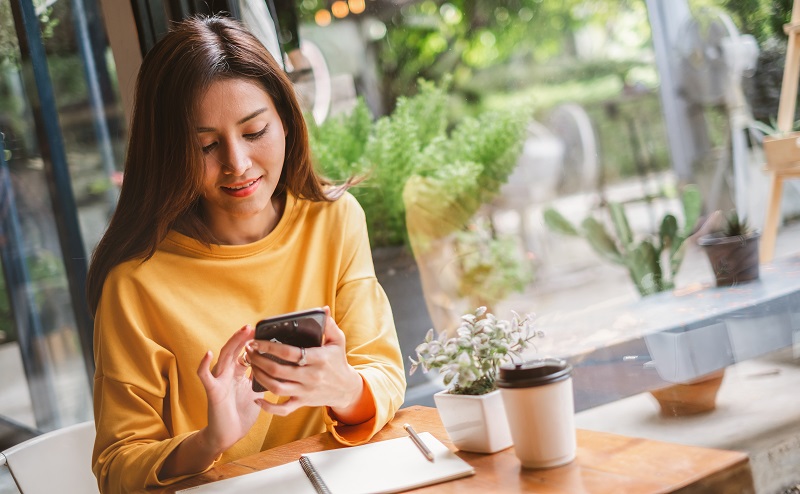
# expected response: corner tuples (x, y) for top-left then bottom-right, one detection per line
(0, 420), (99, 494)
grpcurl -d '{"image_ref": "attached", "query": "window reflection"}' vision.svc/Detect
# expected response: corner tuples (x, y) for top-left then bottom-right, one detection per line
(0, 0), (124, 437)
(0, 3), (799, 492)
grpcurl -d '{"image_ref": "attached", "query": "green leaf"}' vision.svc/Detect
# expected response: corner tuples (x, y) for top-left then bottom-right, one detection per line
(581, 217), (624, 265)
(542, 208), (579, 236)
(608, 202), (633, 248)
(680, 184), (702, 238)
(659, 214), (678, 253)
(628, 241), (661, 296)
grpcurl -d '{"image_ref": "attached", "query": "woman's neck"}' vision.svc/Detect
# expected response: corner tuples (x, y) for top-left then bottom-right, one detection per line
(178, 194), (287, 245)
(214, 194), (286, 245)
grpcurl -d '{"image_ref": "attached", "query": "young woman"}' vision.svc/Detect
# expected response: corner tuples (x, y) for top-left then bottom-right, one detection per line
(87, 15), (405, 492)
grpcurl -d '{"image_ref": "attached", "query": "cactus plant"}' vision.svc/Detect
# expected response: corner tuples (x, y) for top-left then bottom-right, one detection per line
(543, 185), (702, 297)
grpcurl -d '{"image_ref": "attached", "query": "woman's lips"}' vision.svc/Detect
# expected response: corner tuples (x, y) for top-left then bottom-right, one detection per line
(221, 176), (261, 197)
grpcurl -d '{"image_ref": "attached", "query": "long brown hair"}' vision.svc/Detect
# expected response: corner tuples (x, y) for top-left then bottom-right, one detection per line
(87, 15), (337, 314)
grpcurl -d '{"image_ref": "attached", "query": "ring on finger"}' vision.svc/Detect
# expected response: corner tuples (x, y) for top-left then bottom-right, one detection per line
(239, 352), (251, 368)
(297, 347), (307, 367)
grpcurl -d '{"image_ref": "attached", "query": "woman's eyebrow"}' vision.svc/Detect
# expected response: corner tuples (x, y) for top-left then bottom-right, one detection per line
(237, 107), (268, 125)
(196, 107), (269, 132)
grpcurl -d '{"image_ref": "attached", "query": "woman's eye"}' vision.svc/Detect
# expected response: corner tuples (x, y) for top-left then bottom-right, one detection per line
(244, 125), (268, 141)
(201, 142), (217, 154)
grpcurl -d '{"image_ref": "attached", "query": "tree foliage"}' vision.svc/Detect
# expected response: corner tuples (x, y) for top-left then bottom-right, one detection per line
(298, 0), (643, 107)
(700, 0), (792, 43)
(373, 0), (644, 107)
(0, 1), (60, 68)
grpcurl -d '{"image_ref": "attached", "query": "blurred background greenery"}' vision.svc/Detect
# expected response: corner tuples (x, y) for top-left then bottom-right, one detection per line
(296, 0), (793, 185)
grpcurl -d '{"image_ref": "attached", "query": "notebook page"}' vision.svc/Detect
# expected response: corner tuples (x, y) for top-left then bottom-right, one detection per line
(176, 461), (316, 493)
(303, 432), (475, 494)
(177, 432), (474, 494)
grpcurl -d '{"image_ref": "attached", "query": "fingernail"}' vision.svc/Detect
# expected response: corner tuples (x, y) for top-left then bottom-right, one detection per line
(249, 342), (259, 352)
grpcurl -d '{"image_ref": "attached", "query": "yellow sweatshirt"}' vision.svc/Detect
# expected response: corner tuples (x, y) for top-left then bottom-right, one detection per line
(92, 192), (406, 492)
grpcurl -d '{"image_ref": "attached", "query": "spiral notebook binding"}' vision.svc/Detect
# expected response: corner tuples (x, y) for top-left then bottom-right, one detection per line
(299, 455), (332, 494)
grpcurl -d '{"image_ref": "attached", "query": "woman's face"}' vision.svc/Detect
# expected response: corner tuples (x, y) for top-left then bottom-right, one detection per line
(195, 78), (287, 242)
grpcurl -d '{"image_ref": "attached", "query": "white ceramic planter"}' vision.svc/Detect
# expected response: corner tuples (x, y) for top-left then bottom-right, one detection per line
(433, 388), (513, 454)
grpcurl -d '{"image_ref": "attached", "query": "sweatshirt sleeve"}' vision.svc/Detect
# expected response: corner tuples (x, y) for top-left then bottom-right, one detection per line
(325, 195), (407, 444)
(91, 271), (218, 492)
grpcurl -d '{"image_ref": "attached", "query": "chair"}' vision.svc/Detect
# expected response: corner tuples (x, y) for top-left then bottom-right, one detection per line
(0, 420), (99, 494)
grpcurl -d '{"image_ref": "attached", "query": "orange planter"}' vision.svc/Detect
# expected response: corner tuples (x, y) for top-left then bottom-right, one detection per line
(649, 369), (725, 417)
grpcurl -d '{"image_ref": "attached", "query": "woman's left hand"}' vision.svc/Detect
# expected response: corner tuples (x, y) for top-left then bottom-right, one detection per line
(246, 306), (366, 419)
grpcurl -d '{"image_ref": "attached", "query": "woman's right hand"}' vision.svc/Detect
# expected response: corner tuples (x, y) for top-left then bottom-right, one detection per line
(196, 324), (262, 453)
(160, 325), (261, 480)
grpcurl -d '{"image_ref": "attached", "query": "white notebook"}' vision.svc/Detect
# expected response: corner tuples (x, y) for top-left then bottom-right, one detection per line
(177, 432), (475, 494)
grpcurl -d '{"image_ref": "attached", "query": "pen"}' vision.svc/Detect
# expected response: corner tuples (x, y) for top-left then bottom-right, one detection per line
(404, 423), (435, 462)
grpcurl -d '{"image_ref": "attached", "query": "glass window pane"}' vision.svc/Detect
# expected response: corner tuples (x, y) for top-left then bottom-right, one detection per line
(0, 0), (125, 434)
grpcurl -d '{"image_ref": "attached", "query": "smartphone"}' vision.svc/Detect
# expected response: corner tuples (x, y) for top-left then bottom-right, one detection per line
(251, 307), (326, 392)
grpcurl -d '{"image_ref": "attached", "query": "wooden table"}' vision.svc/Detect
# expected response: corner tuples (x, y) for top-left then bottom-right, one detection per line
(151, 406), (755, 493)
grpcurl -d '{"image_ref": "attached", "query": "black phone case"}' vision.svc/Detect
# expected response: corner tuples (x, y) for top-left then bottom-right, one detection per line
(251, 308), (325, 392)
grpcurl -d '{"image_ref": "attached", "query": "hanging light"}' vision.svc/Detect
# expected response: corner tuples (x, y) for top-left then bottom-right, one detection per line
(331, 0), (349, 18)
(315, 9), (332, 26)
(349, 0), (365, 14)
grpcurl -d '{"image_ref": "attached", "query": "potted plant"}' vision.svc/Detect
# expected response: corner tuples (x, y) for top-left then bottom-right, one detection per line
(542, 185), (702, 297)
(309, 78), (527, 251)
(697, 209), (760, 286)
(408, 306), (542, 453)
(544, 186), (731, 416)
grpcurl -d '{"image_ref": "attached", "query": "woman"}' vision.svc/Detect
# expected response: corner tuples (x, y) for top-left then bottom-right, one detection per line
(87, 16), (405, 492)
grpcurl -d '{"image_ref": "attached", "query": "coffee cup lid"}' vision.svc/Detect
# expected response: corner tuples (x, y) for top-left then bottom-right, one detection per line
(497, 358), (572, 388)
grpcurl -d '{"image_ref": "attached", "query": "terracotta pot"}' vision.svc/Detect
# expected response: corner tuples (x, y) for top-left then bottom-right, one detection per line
(433, 388), (513, 453)
(698, 231), (760, 287)
(649, 369), (725, 417)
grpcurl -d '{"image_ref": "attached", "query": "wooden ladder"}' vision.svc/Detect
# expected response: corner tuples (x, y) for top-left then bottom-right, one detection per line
(762, 0), (800, 262)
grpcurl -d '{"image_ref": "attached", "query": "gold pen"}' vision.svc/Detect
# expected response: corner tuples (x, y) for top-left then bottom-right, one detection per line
(404, 423), (435, 462)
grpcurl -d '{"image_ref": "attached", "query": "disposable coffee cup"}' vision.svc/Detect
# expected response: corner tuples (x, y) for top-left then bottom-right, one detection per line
(497, 358), (576, 469)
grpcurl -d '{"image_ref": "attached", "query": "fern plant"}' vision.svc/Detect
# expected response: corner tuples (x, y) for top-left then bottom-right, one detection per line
(308, 78), (529, 249)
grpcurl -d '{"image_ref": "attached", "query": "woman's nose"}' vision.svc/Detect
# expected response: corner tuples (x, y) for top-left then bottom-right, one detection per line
(220, 141), (252, 176)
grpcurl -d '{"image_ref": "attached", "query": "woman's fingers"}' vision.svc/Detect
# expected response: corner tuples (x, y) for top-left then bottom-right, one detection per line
(321, 306), (345, 347)
(248, 351), (304, 386)
(232, 345), (253, 380)
(196, 350), (215, 391)
(243, 308), (359, 412)
(254, 396), (303, 417)
(250, 369), (303, 397)
(214, 325), (255, 376)
(248, 339), (308, 367)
